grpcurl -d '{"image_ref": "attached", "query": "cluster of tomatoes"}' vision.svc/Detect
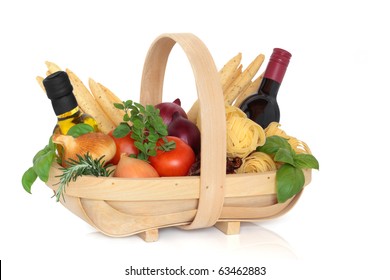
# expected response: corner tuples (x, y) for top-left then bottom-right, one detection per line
(106, 100), (199, 178)
(108, 132), (196, 177)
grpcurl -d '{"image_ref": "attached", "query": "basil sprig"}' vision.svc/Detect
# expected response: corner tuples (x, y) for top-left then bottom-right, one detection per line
(22, 137), (57, 194)
(257, 136), (319, 203)
(22, 123), (94, 195)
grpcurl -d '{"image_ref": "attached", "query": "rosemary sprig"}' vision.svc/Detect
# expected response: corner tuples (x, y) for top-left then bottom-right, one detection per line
(55, 153), (114, 202)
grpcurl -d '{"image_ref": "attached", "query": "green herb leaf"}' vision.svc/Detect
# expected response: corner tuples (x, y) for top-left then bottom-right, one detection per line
(113, 99), (175, 161)
(294, 153), (320, 170)
(134, 141), (147, 154)
(22, 137), (57, 194)
(145, 104), (155, 114)
(123, 113), (130, 122)
(148, 149), (157, 157)
(276, 164), (305, 203)
(55, 153), (113, 202)
(22, 167), (38, 194)
(132, 118), (144, 129)
(66, 123), (94, 137)
(124, 100), (133, 108)
(33, 149), (55, 182)
(32, 137), (56, 182)
(274, 148), (295, 166)
(256, 134), (319, 203)
(155, 124), (168, 136)
(159, 138), (176, 152)
(114, 102), (125, 110)
(147, 133), (159, 143)
(113, 123), (131, 138)
(257, 135), (291, 154)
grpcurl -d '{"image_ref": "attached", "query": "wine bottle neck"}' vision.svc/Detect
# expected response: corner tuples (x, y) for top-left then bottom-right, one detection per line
(258, 77), (281, 98)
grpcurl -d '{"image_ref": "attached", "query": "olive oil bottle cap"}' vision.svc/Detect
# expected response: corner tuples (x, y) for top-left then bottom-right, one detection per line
(43, 71), (78, 115)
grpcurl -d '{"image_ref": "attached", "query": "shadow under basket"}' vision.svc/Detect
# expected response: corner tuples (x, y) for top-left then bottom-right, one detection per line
(45, 33), (312, 242)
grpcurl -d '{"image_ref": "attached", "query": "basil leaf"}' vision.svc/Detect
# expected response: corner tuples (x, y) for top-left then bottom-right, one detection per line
(294, 153), (319, 170)
(33, 148), (55, 182)
(33, 145), (50, 164)
(257, 135), (291, 154)
(274, 148), (295, 166)
(22, 167), (38, 194)
(31, 137), (57, 183)
(66, 123), (94, 137)
(276, 164), (305, 203)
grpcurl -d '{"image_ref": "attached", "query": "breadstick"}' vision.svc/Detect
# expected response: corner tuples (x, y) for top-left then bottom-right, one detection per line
(89, 78), (124, 126)
(224, 54), (264, 105)
(45, 61), (62, 76)
(98, 82), (122, 104)
(66, 68), (115, 133)
(187, 53), (243, 122)
(234, 73), (263, 107)
(219, 53), (242, 89)
(36, 76), (45, 91)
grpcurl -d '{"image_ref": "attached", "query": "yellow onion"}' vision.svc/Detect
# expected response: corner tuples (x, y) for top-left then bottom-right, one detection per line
(52, 132), (116, 167)
(114, 155), (159, 178)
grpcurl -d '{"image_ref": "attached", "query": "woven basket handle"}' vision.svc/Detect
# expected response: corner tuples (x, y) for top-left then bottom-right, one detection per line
(140, 33), (226, 230)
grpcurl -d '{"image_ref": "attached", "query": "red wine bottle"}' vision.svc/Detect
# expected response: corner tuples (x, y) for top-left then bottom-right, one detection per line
(239, 48), (291, 128)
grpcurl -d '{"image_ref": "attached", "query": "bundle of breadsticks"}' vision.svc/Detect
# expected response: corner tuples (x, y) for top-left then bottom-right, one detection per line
(186, 52), (265, 123)
(36, 61), (124, 134)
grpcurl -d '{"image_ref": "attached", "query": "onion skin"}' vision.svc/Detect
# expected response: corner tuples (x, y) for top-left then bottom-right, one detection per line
(52, 132), (116, 167)
(114, 155), (159, 178)
(168, 111), (201, 155)
(155, 98), (188, 126)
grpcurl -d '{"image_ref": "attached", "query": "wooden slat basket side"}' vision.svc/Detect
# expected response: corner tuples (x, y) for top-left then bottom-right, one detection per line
(46, 164), (310, 238)
(45, 33), (311, 240)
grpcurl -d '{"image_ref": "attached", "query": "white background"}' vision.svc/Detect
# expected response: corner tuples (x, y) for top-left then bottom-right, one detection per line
(1, 0), (389, 279)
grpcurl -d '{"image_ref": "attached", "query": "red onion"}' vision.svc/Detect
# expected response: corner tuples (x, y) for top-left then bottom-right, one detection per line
(155, 98), (188, 126)
(168, 111), (201, 155)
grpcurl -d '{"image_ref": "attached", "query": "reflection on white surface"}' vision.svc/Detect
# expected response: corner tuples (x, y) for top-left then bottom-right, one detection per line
(86, 222), (296, 260)
(227, 223), (297, 259)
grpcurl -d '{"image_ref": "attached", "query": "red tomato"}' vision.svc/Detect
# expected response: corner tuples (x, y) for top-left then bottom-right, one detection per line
(149, 136), (195, 176)
(108, 130), (138, 165)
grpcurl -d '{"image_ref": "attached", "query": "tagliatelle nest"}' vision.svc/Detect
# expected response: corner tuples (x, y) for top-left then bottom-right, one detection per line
(225, 105), (266, 158)
(236, 152), (277, 173)
(265, 122), (312, 154)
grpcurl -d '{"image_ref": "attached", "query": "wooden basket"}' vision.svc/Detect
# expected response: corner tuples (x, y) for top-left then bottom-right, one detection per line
(46, 33), (311, 241)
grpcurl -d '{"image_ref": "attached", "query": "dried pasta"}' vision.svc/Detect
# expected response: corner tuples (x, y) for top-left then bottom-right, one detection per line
(236, 152), (277, 173)
(226, 105), (266, 158)
(265, 122), (312, 154)
(225, 103), (247, 119)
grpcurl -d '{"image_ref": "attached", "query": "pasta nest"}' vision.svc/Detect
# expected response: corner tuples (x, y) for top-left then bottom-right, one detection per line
(225, 105), (266, 158)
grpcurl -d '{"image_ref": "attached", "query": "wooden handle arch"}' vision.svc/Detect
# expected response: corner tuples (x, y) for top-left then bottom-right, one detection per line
(140, 33), (226, 230)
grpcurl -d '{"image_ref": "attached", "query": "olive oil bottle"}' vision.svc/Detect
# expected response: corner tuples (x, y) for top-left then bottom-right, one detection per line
(43, 71), (98, 135)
